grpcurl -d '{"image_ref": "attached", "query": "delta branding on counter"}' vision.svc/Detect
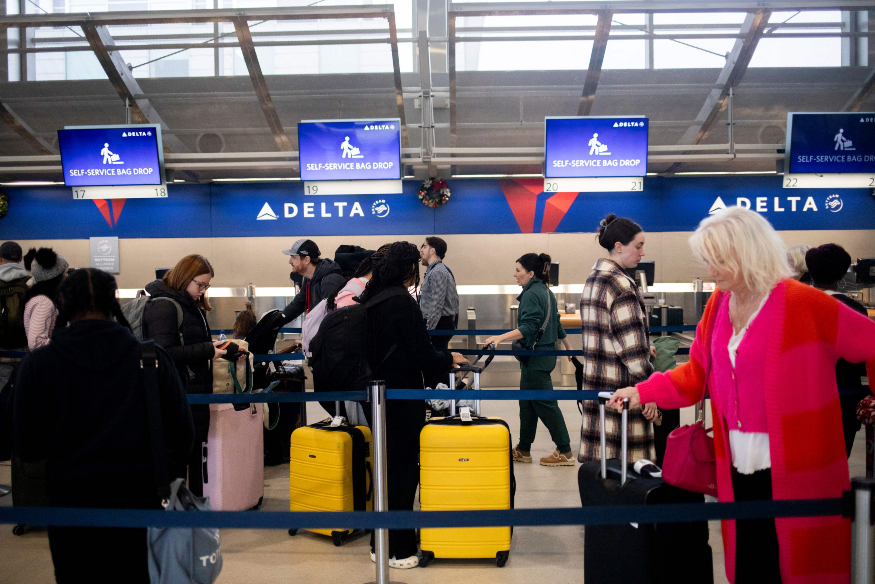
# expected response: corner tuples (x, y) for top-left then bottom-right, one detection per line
(787, 112), (875, 174)
(58, 125), (164, 187)
(298, 119), (402, 181)
(545, 116), (648, 179)
(3, 177), (874, 240)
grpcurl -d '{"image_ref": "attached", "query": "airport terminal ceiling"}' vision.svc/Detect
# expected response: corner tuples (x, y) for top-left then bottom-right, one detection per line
(0, 0), (872, 182)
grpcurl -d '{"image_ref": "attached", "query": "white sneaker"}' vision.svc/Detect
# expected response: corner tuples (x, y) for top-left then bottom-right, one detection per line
(370, 552), (420, 569)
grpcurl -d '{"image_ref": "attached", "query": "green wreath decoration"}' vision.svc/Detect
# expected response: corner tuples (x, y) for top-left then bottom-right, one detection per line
(418, 178), (450, 208)
(0, 192), (7, 219)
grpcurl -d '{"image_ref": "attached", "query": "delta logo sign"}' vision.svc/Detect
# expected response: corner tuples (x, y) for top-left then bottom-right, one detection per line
(497, 178), (579, 233)
(91, 198), (127, 229)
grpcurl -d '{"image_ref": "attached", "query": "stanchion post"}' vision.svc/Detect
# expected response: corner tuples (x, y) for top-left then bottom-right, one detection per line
(851, 477), (875, 584)
(366, 380), (404, 584)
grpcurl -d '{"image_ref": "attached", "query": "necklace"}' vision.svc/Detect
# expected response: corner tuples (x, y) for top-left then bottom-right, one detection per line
(730, 291), (763, 334)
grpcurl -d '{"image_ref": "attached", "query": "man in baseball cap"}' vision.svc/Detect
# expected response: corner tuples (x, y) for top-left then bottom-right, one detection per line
(280, 239), (347, 325)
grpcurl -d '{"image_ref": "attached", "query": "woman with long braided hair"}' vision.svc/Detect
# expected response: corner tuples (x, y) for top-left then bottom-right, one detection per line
(13, 268), (194, 583)
(358, 242), (468, 569)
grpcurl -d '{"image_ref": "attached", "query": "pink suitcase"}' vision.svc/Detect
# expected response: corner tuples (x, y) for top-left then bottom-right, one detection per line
(203, 403), (265, 511)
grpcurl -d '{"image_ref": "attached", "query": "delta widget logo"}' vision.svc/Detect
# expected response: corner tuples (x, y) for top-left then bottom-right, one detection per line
(372, 200), (390, 218)
(825, 194), (843, 212)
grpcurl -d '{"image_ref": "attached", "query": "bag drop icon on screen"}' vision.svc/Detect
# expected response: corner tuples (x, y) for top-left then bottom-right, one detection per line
(101, 143), (124, 165)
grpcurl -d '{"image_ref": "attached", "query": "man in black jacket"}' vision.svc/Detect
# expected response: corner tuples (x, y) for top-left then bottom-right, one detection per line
(280, 239), (347, 324)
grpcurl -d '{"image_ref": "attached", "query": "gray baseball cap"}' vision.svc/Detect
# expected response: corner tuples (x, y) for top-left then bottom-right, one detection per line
(281, 238), (320, 258)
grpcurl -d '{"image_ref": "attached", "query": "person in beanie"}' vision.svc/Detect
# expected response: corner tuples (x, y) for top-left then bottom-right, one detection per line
(22, 248), (68, 349)
(806, 243), (869, 457)
(278, 238), (347, 325)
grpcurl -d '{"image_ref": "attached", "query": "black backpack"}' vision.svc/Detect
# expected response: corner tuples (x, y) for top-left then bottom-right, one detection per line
(308, 288), (407, 395)
(0, 276), (28, 350)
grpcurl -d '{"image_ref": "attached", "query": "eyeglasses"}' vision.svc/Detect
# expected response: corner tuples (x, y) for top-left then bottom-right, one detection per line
(191, 279), (211, 291)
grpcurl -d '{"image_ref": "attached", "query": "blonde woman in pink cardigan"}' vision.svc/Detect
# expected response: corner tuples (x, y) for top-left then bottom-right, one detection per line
(610, 207), (875, 584)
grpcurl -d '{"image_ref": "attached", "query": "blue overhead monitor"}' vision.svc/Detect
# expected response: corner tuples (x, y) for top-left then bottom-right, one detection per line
(786, 112), (875, 174)
(58, 124), (164, 187)
(298, 119), (402, 181)
(545, 116), (648, 179)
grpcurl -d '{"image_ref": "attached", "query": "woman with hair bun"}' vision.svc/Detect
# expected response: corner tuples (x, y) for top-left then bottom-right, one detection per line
(578, 214), (659, 464)
(484, 252), (575, 467)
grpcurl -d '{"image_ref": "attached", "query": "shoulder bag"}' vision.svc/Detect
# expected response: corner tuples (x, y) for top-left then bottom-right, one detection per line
(140, 340), (223, 584)
(512, 289), (553, 364)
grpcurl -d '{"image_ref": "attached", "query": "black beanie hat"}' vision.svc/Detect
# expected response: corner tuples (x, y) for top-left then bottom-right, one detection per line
(805, 244), (852, 285)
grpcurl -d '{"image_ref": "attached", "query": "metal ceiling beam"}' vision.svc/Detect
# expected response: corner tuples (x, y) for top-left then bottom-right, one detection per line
(0, 5), (397, 28)
(449, 12), (457, 147)
(842, 67), (875, 111)
(663, 10), (771, 174)
(0, 102), (56, 154)
(387, 11), (410, 149)
(577, 10), (612, 116)
(232, 17), (292, 152)
(449, 1), (873, 17)
(80, 22), (188, 153)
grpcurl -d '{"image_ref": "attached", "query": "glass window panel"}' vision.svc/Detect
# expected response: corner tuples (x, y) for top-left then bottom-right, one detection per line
(749, 38), (841, 67)
(602, 39), (644, 69)
(654, 12), (746, 26)
(770, 10), (842, 24)
(461, 40), (593, 71)
(654, 38), (734, 69)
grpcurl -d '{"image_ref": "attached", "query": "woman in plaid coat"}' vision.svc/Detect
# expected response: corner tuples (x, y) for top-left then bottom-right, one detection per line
(578, 214), (659, 463)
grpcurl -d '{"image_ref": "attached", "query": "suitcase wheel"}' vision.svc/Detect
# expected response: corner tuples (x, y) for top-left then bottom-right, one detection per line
(419, 551), (434, 568)
(250, 497), (263, 511)
(12, 524), (27, 536)
(496, 551), (509, 568)
(288, 529), (298, 537)
(331, 531), (345, 547)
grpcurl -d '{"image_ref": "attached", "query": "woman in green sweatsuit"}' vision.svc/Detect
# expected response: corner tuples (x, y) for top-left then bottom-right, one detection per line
(484, 253), (576, 467)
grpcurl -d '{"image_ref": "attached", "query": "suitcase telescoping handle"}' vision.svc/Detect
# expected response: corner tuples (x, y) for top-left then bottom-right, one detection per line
(449, 365), (482, 417)
(598, 392), (630, 485)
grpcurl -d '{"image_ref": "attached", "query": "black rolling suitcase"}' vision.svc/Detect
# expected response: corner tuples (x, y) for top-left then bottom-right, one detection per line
(263, 366), (307, 466)
(579, 393), (713, 584)
(11, 457), (48, 535)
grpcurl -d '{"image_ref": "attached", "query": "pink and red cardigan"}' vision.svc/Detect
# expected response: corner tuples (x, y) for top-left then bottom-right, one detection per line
(637, 279), (875, 584)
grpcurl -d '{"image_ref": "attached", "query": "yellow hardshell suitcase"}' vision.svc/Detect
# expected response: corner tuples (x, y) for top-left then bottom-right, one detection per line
(419, 414), (515, 567)
(288, 419), (372, 546)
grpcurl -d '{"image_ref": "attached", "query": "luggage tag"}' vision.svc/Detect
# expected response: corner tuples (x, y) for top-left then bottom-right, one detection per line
(459, 406), (473, 423)
(330, 416), (346, 427)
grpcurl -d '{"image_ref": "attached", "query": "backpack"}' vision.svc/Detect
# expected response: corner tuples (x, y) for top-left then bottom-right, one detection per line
(308, 287), (407, 395)
(301, 278), (367, 354)
(0, 277), (29, 350)
(121, 293), (185, 345)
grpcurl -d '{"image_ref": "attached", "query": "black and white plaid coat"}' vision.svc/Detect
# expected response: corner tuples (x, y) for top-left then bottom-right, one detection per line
(578, 258), (656, 463)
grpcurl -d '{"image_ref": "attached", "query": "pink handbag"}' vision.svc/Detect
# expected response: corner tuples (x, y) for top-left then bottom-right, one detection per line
(661, 291), (722, 497)
(662, 415), (717, 497)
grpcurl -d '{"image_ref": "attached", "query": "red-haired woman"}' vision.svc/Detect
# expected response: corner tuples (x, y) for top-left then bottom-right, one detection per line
(143, 254), (226, 496)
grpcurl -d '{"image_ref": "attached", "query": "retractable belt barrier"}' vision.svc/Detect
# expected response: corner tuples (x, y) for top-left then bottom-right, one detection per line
(0, 498), (845, 530)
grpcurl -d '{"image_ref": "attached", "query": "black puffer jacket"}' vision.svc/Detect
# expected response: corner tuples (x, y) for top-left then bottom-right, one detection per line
(143, 280), (215, 439)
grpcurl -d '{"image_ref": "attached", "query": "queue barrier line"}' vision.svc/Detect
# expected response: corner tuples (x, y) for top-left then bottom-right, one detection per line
(186, 391), (367, 404)
(0, 498), (843, 530)
(208, 326), (697, 336)
(453, 349), (692, 357)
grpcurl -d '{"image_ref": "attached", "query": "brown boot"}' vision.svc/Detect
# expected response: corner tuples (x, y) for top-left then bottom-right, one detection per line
(540, 450), (575, 467)
(512, 448), (532, 463)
